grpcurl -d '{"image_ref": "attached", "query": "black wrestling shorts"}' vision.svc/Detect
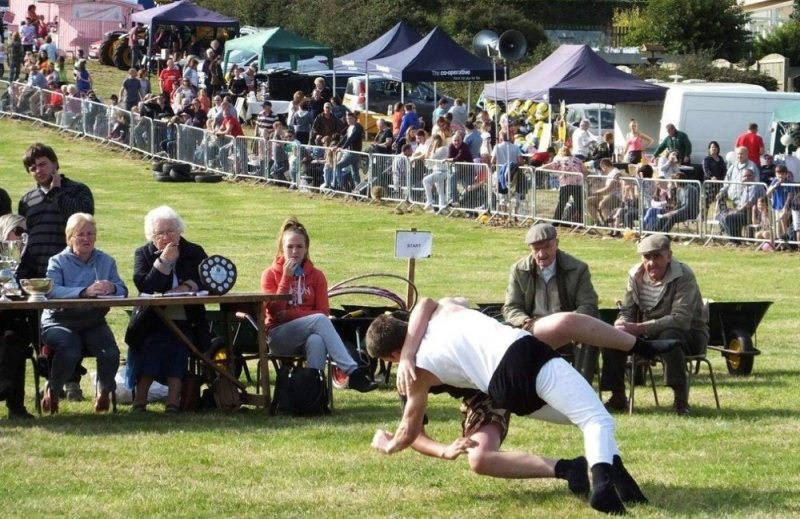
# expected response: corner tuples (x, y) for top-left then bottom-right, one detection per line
(487, 335), (560, 416)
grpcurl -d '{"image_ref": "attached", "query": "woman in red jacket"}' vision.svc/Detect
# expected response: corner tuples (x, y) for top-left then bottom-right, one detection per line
(261, 217), (377, 392)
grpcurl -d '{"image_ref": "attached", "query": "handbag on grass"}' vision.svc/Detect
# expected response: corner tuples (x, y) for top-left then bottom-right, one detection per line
(270, 365), (329, 416)
(211, 376), (241, 411)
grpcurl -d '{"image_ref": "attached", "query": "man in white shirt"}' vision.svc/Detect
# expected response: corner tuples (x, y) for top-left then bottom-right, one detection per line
(367, 298), (678, 515)
(572, 119), (598, 161)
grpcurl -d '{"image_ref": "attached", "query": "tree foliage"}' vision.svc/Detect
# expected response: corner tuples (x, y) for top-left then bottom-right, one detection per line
(195, 0), (614, 56)
(792, 0), (800, 22)
(754, 20), (800, 67)
(619, 0), (752, 62)
(629, 51), (778, 91)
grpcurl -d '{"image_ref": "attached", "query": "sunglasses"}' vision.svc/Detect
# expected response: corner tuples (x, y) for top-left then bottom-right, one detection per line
(12, 226), (26, 236)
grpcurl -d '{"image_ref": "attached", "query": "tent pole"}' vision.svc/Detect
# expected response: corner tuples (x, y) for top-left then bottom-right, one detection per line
(467, 81), (471, 116)
(503, 60), (509, 124)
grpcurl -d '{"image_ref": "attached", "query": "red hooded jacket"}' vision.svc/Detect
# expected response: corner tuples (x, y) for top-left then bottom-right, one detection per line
(261, 256), (329, 331)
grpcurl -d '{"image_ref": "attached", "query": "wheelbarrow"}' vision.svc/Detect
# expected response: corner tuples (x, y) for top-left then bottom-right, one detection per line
(327, 273), (418, 388)
(706, 301), (772, 376)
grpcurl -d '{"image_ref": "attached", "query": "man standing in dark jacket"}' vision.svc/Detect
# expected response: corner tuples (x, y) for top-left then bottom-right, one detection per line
(17, 143), (94, 402)
(335, 111), (365, 190)
(18, 143), (94, 280)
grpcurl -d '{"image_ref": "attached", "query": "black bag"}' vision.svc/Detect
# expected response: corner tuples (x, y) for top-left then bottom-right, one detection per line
(124, 305), (153, 349)
(271, 365), (329, 416)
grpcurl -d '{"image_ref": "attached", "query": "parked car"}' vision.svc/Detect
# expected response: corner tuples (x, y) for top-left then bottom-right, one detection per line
(197, 50), (330, 91)
(343, 76), (452, 129)
(565, 103), (615, 137)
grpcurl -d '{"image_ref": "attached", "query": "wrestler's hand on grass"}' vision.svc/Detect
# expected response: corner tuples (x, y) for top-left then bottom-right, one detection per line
(395, 357), (417, 396)
(442, 437), (479, 460)
(371, 429), (392, 453)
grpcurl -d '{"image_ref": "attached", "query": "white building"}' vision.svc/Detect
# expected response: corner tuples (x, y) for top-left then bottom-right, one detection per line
(740, 0), (794, 37)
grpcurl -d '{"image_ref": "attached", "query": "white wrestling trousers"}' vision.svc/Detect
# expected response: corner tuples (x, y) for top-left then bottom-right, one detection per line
(529, 357), (619, 467)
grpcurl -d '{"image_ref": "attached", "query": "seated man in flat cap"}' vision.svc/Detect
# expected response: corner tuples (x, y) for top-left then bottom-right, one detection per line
(502, 222), (601, 381)
(610, 234), (709, 416)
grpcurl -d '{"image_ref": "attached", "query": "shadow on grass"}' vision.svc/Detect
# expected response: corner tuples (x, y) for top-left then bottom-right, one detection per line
(638, 483), (800, 516)
(0, 398), (401, 436)
(466, 481), (799, 516)
(614, 404), (800, 421)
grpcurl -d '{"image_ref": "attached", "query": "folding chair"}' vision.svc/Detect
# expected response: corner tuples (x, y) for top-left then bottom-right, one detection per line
(208, 311), (335, 413)
(628, 351), (720, 414)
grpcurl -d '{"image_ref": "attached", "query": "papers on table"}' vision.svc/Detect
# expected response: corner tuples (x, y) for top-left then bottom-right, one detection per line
(140, 291), (210, 298)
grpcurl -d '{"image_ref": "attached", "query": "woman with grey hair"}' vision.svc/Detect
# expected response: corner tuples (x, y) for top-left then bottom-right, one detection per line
(0, 214), (34, 419)
(41, 212), (127, 414)
(125, 206), (209, 413)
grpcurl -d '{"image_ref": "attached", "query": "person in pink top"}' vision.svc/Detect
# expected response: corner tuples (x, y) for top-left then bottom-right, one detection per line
(541, 146), (587, 222)
(622, 119), (653, 164)
(261, 216), (377, 392)
(735, 122), (765, 165)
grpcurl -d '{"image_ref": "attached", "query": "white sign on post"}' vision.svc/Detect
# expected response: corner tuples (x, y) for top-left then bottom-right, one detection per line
(395, 230), (432, 259)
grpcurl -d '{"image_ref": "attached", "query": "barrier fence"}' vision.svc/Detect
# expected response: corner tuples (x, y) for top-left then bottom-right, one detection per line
(2, 79), (798, 248)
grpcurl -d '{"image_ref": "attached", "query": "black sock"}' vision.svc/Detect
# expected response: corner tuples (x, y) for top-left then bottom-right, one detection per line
(555, 456), (589, 497)
(612, 455), (648, 504)
(591, 463), (626, 515)
(630, 337), (650, 356)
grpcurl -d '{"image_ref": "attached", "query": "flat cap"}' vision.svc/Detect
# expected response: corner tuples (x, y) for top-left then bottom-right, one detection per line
(525, 223), (557, 244)
(637, 234), (671, 254)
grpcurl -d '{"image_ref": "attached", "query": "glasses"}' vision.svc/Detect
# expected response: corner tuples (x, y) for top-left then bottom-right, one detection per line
(12, 226), (26, 236)
(154, 229), (178, 237)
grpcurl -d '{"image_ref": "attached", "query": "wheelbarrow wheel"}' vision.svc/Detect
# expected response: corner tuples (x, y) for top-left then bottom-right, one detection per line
(726, 328), (754, 376)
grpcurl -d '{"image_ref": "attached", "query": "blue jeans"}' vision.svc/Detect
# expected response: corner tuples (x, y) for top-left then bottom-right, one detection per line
(42, 322), (119, 394)
(335, 152), (360, 188)
(267, 313), (358, 372)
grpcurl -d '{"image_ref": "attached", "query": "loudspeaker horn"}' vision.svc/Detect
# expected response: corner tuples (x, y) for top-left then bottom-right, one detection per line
(473, 29), (499, 58)
(498, 30), (527, 62)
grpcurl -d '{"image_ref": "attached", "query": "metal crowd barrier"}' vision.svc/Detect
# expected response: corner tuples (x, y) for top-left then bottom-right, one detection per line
(2, 78), (798, 249)
(532, 168), (586, 227)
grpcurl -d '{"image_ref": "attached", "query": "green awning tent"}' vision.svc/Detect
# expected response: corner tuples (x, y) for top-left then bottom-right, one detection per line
(773, 101), (800, 122)
(223, 27), (333, 71)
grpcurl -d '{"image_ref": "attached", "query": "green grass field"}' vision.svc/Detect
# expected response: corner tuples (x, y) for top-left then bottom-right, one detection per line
(0, 117), (799, 518)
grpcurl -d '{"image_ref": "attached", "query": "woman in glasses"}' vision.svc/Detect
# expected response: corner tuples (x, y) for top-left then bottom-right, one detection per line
(0, 214), (34, 419)
(261, 216), (378, 393)
(125, 206), (209, 413)
(40, 213), (127, 415)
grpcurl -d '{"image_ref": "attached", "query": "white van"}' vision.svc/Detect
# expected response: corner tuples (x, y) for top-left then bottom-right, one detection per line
(616, 83), (800, 163)
(565, 103), (615, 137)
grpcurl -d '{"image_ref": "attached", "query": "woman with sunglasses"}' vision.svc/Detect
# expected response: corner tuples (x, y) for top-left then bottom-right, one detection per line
(261, 216), (377, 394)
(40, 213), (127, 415)
(0, 215), (34, 419)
